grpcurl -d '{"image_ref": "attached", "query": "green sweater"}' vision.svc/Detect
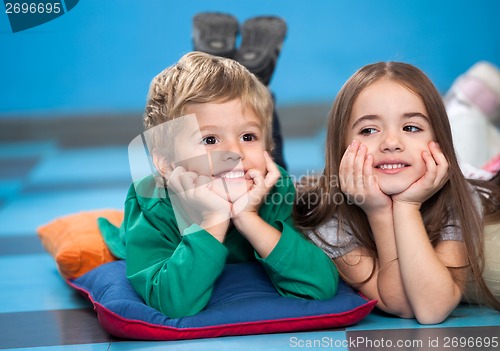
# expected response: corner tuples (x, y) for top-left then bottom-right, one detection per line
(99, 167), (339, 318)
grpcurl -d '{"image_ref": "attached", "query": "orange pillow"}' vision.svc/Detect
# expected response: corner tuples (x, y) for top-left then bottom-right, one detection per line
(37, 209), (124, 279)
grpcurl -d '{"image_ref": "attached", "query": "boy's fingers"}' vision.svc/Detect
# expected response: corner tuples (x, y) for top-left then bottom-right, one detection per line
(166, 166), (186, 193)
(195, 175), (212, 187)
(178, 171), (198, 191)
(263, 152), (280, 188)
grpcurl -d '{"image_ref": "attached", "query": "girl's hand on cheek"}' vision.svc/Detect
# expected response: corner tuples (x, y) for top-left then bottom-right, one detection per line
(393, 141), (449, 206)
(339, 140), (391, 214)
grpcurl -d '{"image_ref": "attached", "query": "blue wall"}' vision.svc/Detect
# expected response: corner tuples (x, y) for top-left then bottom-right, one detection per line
(1, 0), (499, 117)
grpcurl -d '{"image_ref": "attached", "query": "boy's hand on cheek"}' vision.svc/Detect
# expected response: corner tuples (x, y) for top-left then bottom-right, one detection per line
(232, 152), (280, 219)
(167, 166), (231, 230)
(393, 141), (449, 207)
(340, 141), (391, 214)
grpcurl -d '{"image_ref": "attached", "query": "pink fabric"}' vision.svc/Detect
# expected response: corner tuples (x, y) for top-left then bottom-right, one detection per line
(455, 76), (500, 118)
(483, 154), (500, 174)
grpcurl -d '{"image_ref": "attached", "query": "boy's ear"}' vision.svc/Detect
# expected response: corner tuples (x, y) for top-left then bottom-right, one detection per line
(152, 148), (173, 178)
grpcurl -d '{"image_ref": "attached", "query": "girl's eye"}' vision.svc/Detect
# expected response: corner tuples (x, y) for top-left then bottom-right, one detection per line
(360, 127), (377, 136)
(202, 136), (218, 145)
(403, 125), (422, 133)
(241, 133), (257, 142)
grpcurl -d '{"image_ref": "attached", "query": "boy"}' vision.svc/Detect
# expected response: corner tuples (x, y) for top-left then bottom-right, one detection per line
(100, 52), (338, 318)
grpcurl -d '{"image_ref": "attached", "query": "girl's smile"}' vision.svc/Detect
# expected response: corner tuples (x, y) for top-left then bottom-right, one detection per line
(374, 159), (410, 174)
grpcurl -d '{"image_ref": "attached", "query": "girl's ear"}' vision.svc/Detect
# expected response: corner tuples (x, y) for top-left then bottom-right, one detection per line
(152, 148), (173, 178)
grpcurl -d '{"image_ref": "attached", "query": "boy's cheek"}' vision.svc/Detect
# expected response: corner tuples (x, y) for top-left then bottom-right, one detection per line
(174, 154), (212, 176)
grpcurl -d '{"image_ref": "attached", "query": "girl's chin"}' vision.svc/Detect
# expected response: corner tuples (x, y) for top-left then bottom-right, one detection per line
(378, 183), (411, 196)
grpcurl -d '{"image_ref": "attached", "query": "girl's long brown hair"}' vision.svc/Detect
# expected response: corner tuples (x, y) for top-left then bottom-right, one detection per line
(294, 62), (500, 309)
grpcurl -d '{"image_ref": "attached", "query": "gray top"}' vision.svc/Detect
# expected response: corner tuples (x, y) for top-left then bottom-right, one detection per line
(304, 214), (463, 259)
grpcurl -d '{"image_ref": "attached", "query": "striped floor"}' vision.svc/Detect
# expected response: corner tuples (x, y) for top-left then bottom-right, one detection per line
(1, 133), (499, 351)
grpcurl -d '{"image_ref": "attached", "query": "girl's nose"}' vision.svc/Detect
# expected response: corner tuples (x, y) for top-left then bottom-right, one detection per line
(380, 132), (404, 152)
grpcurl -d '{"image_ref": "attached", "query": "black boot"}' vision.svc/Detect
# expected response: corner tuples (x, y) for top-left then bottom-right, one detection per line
(192, 12), (239, 59)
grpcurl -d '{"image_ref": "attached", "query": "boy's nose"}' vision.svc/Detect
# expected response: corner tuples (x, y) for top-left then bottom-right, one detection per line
(222, 150), (242, 161)
(222, 141), (244, 160)
(208, 150), (241, 175)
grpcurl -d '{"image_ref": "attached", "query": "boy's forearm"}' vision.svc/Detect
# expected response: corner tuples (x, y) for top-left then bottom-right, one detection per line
(232, 212), (281, 258)
(200, 215), (230, 243)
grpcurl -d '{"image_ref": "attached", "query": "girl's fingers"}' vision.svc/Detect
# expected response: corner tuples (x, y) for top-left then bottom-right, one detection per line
(421, 142), (449, 188)
(339, 141), (358, 192)
(353, 143), (367, 188)
(363, 154), (374, 188)
(422, 150), (437, 181)
(429, 142), (449, 184)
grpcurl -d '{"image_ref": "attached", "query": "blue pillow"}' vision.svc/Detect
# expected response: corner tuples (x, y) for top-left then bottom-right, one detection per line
(69, 260), (376, 340)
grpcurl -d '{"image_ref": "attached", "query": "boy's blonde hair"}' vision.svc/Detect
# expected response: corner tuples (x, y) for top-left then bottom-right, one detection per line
(144, 51), (275, 153)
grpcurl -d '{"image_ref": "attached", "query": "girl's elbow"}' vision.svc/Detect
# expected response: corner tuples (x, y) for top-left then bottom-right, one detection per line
(415, 310), (449, 325)
(414, 291), (461, 325)
(413, 304), (454, 325)
(382, 305), (448, 324)
(380, 304), (414, 320)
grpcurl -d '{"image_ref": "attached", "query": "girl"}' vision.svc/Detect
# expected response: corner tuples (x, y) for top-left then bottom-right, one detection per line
(294, 62), (500, 324)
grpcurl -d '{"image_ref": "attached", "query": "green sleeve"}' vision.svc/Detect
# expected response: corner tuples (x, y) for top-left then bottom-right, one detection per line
(257, 221), (339, 300)
(257, 167), (339, 299)
(124, 191), (228, 318)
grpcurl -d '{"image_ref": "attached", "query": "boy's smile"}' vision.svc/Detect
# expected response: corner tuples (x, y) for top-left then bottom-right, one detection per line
(347, 78), (435, 195)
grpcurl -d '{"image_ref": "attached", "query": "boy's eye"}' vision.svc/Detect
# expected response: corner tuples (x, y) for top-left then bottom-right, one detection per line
(202, 136), (218, 145)
(403, 125), (422, 133)
(241, 133), (257, 142)
(360, 127), (377, 136)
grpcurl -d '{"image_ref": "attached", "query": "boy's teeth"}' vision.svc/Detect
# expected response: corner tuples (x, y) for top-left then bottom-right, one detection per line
(221, 171), (245, 179)
(379, 164), (405, 170)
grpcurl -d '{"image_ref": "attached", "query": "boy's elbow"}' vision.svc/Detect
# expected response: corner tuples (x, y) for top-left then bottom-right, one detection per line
(154, 298), (204, 319)
(311, 282), (337, 300)
(312, 269), (339, 300)
(145, 285), (207, 319)
(162, 306), (198, 319)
